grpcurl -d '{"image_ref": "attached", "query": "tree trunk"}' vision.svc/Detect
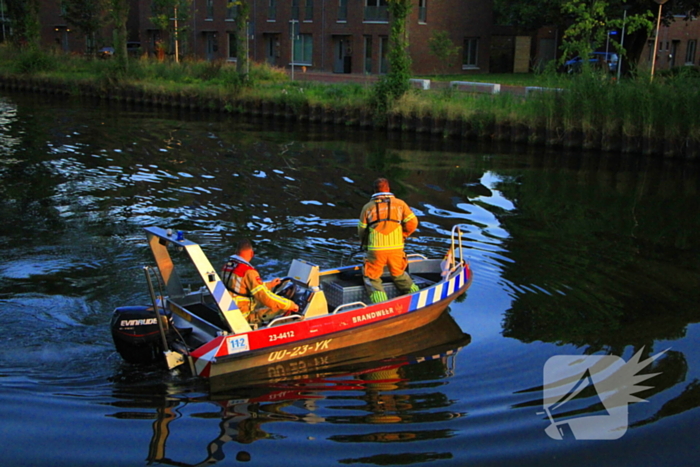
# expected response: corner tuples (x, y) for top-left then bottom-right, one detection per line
(235, 1), (251, 80)
(111, 0), (130, 72)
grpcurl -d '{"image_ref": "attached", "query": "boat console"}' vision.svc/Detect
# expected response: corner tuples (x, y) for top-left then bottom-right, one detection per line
(267, 259), (330, 326)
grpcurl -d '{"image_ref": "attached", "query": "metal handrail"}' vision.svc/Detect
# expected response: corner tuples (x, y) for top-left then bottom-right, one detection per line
(331, 301), (367, 314)
(150, 266), (167, 306)
(407, 253), (428, 260)
(144, 266), (169, 352)
(450, 225), (465, 266)
(267, 314), (303, 327)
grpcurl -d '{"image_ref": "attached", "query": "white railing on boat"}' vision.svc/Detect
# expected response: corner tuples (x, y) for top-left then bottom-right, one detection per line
(407, 253), (428, 260)
(450, 225), (466, 267)
(267, 314), (304, 327)
(331, 301), (367, 314)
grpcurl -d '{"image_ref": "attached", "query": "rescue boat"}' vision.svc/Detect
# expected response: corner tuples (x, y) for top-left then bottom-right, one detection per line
(110, 225), (472, 389)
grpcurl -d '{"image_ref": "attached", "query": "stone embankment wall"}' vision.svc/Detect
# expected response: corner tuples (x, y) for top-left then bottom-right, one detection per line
(1, 75), (696, 159)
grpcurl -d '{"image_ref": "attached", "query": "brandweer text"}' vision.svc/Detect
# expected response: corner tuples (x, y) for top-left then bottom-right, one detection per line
(352, 307), (394, 324)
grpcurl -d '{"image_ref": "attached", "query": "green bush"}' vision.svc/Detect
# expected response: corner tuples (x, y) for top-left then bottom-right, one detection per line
(13, 49), (58, 74)
(248, 62), (287, 83)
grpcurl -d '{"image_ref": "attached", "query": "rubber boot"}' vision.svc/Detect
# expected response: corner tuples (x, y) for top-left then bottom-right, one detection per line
(364, 275), (387, 303)
(393, 272), (419, 295)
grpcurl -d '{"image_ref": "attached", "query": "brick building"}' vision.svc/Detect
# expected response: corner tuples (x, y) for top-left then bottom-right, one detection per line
(640, 15), (700, 71)
(37, 0), (492, 75)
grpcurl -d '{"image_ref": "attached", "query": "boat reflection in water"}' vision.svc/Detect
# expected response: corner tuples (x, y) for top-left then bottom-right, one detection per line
(143, 311), (470, 466)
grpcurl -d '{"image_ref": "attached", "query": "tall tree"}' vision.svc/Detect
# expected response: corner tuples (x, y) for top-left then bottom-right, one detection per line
(371, 0), (413, 114)
(109, 0), (130, 71)
(5, 0), (40, 49)
(495, 0), (700, 73)
(151, 0), (192, 60)
(61, 0), (109, 56)
(428, 30), (461, 74)
(232, 1), (250, 78)
(386, 0), (413, 98)
(494, 0), (568, 33)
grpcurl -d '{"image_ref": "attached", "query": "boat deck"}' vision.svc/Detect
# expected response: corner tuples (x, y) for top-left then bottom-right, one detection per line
(168, 265), (441, 344)
(321, 271), (436, 310)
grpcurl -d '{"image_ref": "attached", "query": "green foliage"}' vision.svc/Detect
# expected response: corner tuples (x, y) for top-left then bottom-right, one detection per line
(149, 0), (193, 56)
(371, 0), (412, 115)
(494, 0), (567, 31)
(5, 0), (41, 49)
(108, 0), (131, 73)
(428, 31), (460, 74)
(307, 83), (371, 108)
(61, 0), (110, 55)
(12, 48), (58, 74)
(558, 0), (654, 71)
(559, 0), (609, 71)
(247, 62), (287, 83)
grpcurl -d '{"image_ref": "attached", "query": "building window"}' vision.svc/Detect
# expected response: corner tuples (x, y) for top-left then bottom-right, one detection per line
(338, 0), (348, 21)
(228, 32), (237, 60)
(418, 0), (427, 23)
(364, 36), (372, 73)
(206, 0), (214, 20)
(365, 0), (388, 22)
(463, 37), (479, 68)
(686, 39), (697, 64)
(292, 0), (300, 20)
(379, 36), (388, 73)
(305, 0), (314, 21)
(268, 0), (277, 20)
(294, 33), (313, 65)
(227, 2), (238, 21)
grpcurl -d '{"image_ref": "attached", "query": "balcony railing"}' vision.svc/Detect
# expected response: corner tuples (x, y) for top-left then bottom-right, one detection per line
(364, 6), (388, 22)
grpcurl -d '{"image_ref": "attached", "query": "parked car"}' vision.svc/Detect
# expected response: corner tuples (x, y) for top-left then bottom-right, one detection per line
(98, 47), (114, 59)
(97, 43), (141, 58)
(565, 52), (619, 73)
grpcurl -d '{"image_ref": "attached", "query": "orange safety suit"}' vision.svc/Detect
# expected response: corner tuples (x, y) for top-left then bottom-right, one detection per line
(358, 192), (419, 303)
(221, 256), (295, 323)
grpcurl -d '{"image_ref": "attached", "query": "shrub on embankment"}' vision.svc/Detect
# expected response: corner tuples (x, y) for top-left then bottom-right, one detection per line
(1, 46), (699, 158)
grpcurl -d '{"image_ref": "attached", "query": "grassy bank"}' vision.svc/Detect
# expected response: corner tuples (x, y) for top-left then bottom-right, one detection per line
(2, 46), (699, 157)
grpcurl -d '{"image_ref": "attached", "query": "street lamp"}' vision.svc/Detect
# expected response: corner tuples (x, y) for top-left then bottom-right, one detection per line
(650, 0), (669, 81)
(617, 4), (632, 81)
(173, 4), (180, 64)
(289, 19), (298, 80)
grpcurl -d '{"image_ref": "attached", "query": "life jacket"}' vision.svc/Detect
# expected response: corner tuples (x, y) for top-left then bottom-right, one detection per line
(221, 255), (255, 298)
(367, 194), (402, 229)
(362, 193), (413, 251)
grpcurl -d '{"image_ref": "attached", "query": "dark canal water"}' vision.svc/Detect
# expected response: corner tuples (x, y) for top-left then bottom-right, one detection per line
(1, 91), (699, 467)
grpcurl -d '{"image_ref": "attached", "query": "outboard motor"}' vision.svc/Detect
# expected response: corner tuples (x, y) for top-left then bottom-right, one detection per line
(111, 306), (170, 365)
